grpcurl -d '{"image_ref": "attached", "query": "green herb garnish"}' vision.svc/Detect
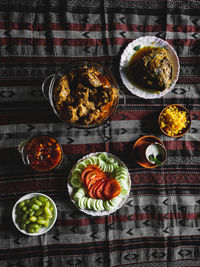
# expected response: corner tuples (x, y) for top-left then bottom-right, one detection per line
(148, 154), (162, 167)
(134, 45), (141, 51)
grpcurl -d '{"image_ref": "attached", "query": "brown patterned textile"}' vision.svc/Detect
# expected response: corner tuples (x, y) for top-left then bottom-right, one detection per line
(0, 0), (200, 266)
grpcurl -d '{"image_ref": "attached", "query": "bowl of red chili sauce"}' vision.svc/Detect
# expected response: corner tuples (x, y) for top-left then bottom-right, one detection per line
(21, 135), (63, 172)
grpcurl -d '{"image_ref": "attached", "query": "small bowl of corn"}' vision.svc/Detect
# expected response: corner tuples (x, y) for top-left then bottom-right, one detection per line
(158, 104), (191, 138)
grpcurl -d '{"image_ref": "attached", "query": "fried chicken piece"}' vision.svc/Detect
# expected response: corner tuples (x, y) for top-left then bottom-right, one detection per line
(54, 76), (70, 104)
(83, 109), (101, 125)
(77, 103), (88, 117)
(81, 67), (104, 87)
(75, 83), (89, 101)
(66, 106), (79, 123)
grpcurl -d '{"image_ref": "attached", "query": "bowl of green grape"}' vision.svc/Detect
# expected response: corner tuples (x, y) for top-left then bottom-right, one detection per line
(12, 193), (57, 236)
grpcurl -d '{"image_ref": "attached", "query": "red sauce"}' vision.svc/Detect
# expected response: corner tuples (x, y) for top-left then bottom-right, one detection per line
(24, 136), (63, 172)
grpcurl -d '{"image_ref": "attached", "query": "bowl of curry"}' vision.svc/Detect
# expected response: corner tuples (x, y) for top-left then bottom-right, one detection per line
(42, 61), (119, 128)
(21, 135), (63, 172)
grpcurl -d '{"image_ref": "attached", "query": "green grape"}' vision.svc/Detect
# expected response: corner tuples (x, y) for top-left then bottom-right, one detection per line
(29, 211), (35, 217)
(32, 204), (39, 210)
(34, 199), (43, 206)
(44, 206), (52, 217)
(37, 218), (46, 225)
(49, 206), (54, 212)
(24, 199), (30, 205)
(19, 201), (25, 208)
(44, 219), (50, 227)
(20, 223), (26, 230)
(45, 201), (50, 208)
(29, 216), (37, 222)
(35, 207), (43, 216)
(38, 196), (48, 203)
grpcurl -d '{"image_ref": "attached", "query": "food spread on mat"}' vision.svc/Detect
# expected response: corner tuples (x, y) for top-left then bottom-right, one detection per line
(128, 46), (173, 92)
(160, 105), (190, 136)
(15, 195), (54, 234)
(69, 152), (130, 212)
(53, 65), (118, 126)
(23, 136), (63, 172)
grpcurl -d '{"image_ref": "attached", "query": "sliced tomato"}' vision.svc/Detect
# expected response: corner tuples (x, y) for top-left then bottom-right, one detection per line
(87, 174), (106, 189)
(81, 165), (99, 183)
(93, 179), (108, 199)
(103, 179), (121, 200)
(95, 179), (108, 199)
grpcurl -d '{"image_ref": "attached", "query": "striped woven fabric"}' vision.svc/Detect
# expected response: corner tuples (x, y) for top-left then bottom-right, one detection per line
(0, 0), (200, 266)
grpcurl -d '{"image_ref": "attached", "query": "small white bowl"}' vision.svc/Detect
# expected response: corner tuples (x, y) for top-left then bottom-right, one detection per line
(12, 193), (57, 236)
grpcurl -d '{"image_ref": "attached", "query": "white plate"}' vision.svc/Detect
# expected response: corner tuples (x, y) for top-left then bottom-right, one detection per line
(67, 152), (131, 216)
(119, 36), (180, 99)
(12, 193), (57, 236)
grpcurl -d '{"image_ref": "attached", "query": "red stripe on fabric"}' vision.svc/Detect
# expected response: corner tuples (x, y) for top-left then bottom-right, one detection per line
(0, 56), (114, 63)
(62, 144), (106, 154)
(0, 37), (199, 47)
(0, 111), (58, 125)
(0, 145), (106, 163)
(131, 172), (200, 185)
(111, 110), (153, 121)
(0, 21), (199, 33)
(0, 178), (64, 194)
(112, 110), (199, 121)
(0, 56), (199, 64)
(0, 22), (103, 31)
(0, 79), (43, 86)
(0, 110), (198, 125)
(55, 212), (200, 227)
(179, 57), (200, 63)
(164, 141), (200, 151)
(166, 24), (200, 33)
(178, 77), (200, 83)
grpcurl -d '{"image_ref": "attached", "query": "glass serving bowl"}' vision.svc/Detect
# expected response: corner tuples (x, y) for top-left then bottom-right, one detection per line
(42, 61), (119, 129)
(20, 135), (63, 173)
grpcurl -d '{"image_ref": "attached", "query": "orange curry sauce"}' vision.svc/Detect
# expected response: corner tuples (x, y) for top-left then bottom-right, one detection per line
(24, 136), (63, 172)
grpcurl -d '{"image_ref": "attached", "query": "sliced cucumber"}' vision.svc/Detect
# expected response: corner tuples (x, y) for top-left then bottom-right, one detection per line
(120, 187), (129, 197)
(98, 152), (108, 161)
(95, 199), (104, 210)
(73, 188), (86, 201)
(78, 196), (87, 209)
(115, 174), (128, 181)
(83, 157), (94, 166)
(76, 161), (87, 171)
(70, 175), (82, 188)
(72, 168), (82, 176)
(107, 157), (115, 164)
(104, 200), (114, 211)
(86, 197), (93, 210)
(90, 199), (99, 211)
(118, 179), (129, 197)
(109, 196), (121, 206)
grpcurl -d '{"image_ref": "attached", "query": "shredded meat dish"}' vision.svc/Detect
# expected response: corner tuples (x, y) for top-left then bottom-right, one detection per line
(53, 65), (118, 126)
(129, 47), (173, 92)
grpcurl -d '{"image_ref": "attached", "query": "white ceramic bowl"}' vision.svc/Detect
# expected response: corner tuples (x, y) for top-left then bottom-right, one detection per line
(67, 152), (131, 216)
(119, 36), (180, 99)
(12, 193), (57, 236)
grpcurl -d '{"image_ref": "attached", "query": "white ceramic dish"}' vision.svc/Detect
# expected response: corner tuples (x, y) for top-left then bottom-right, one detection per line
(67, 152), (131, 216)
(119, 36), (180, 99)
(12, 193), (57, 236)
